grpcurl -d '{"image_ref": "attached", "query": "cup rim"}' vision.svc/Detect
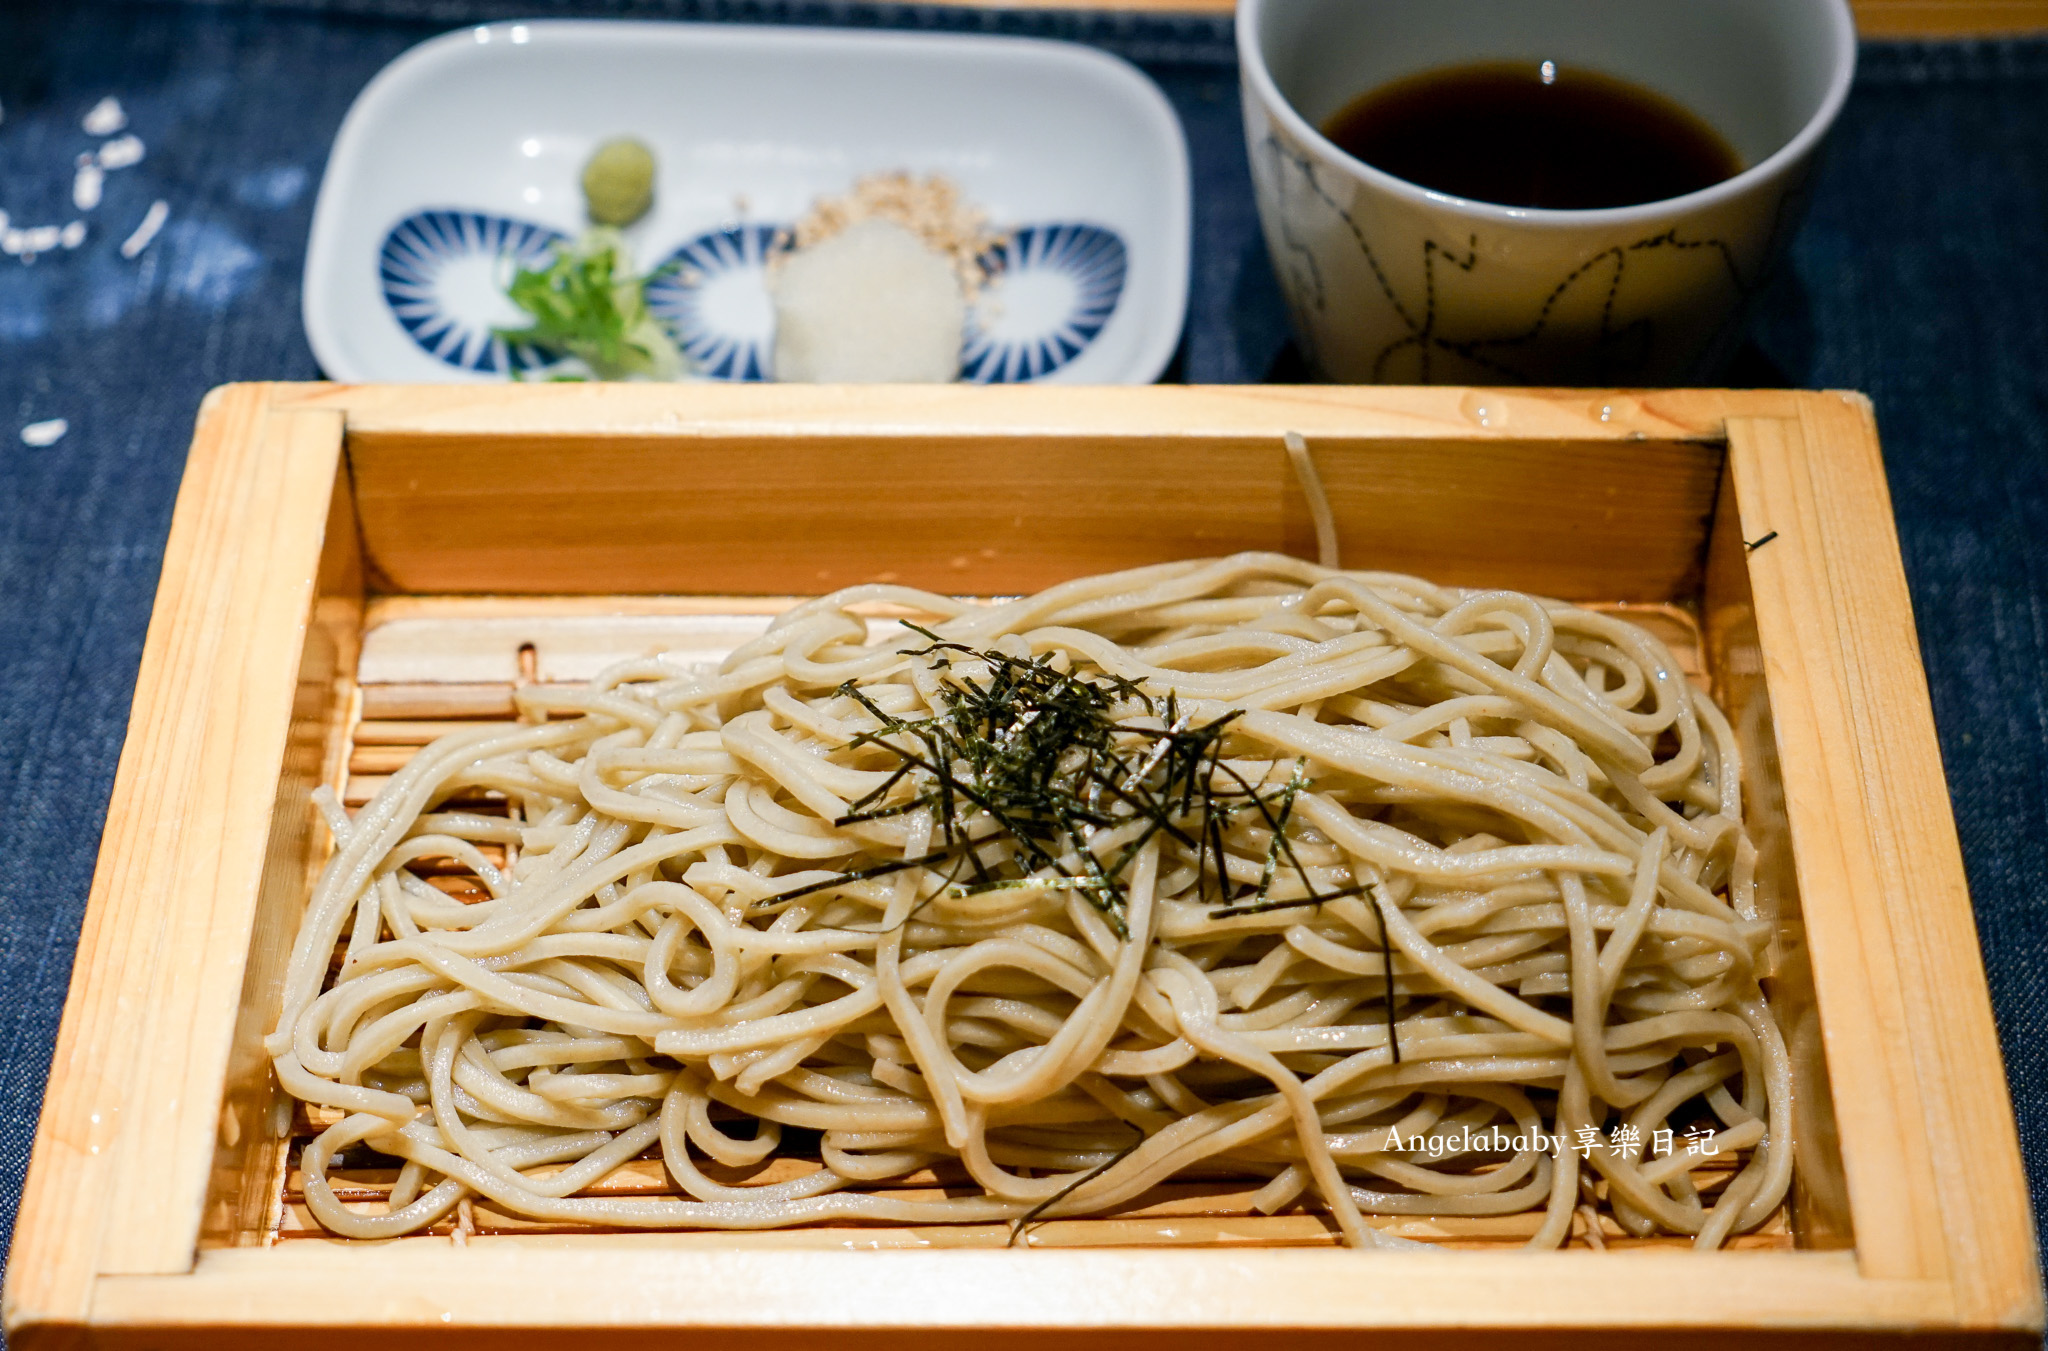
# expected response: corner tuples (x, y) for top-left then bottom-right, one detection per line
(1234, 0), (1858, 227)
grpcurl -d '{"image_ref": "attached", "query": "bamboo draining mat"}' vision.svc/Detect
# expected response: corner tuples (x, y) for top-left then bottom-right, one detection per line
(272, 596), (1789, 1253)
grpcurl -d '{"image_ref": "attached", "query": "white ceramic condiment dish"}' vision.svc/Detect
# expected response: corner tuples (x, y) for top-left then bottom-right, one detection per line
(305, 20), (1190, 384)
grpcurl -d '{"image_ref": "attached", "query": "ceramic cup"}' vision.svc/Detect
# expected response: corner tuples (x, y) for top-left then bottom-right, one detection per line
(1238, 0), (1855, 384)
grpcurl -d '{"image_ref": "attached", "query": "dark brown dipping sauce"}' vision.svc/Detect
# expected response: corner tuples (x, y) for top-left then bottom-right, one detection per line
(1322, 61), (1742, 210)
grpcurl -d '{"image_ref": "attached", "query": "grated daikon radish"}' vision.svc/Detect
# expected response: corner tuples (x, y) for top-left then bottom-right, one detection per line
(770, 218), (965, 383)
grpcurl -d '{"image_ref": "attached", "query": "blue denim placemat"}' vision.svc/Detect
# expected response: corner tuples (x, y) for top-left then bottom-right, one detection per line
(1, 0), (2044, 1312)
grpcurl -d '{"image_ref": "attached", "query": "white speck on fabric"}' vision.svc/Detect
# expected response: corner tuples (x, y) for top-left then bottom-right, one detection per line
(82, 96), (127, 136)
(2, 226), (62, 262)
(20, 418), (69, 447)
(120, 200), (168, 259)
(73, 159), (104, 211)
(97, 134), (145, 171)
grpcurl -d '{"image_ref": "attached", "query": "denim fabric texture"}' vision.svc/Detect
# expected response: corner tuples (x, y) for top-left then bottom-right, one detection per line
(0, 0), (2044, 1319)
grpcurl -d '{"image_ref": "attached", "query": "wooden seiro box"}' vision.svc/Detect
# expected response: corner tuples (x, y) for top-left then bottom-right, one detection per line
(3, 383), (2037, 1348)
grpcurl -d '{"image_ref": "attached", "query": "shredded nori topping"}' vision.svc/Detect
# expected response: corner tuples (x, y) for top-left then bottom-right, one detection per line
(808, 630), (1402, 1061)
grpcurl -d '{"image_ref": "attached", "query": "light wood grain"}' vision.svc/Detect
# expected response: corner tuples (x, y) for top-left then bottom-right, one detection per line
(1853, 0), (2048, 34)
(924, 0), (2048, 37)
(1701, 465), (1855, 1251)
(2, 393), (348, 1332)
(4, 383), (2036, 1350)
(294, 379), (1759, 609)
(358, 683), (520, 720)
(336, 390), (1725, 599)
(1725, 414), (1948, 1282)
(270, 383), (1782, 443)
(205, 442), (367, 1253)
(1728, 406), (2041, 1325)
(93, 405), (350, 1276)
(83, 1246), (1962, 1348)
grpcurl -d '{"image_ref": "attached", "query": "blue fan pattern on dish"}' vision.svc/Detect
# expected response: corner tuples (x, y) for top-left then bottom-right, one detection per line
(379, 209), (566, 374)
(961, 224), (1127, 383)
(379, 211), (1128, 382)
(643, 224), (780, 382)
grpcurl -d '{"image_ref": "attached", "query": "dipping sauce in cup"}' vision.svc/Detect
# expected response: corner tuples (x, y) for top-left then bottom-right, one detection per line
(1237, 0), (1856, 385)
(1322, 62), (1742, 212)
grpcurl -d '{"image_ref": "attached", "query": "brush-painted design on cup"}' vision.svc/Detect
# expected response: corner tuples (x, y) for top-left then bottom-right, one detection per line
(1236, 0), (1856, 384)
(1256, 134), (1796, 383)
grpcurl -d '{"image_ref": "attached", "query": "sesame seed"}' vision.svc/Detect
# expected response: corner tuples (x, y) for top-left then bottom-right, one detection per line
(788, 172), (1005, 295)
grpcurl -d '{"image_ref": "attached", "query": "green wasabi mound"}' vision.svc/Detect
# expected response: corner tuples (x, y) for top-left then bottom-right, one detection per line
(581, 137), (656, 227)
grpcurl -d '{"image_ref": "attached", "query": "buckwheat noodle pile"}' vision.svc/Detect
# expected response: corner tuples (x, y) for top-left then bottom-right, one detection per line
(269, 552), (1791, 1250)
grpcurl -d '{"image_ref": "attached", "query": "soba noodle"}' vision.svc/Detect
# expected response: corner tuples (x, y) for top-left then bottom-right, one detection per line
(269, 553), (1791, 1249)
